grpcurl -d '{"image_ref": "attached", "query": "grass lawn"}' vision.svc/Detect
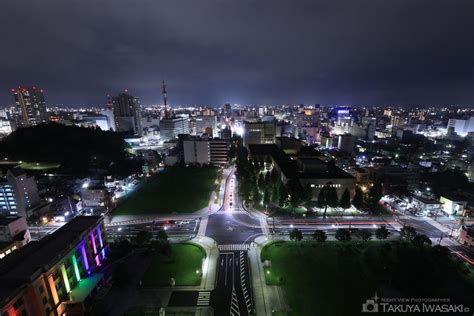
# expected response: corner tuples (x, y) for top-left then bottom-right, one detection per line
(114, 166), (217, 215)
(19, 161), (60, 170)
(142, 243), (205, 287)
(261, 240), (474, 315)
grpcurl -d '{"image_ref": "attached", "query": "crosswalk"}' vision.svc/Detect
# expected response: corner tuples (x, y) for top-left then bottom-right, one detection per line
(196, 291), (210, 306)
(218, 244), (250, 251)
(230, 288), (240, 316)
(239, 251), (253, 314)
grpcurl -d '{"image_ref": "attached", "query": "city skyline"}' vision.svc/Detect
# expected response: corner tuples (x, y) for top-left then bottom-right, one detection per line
(2, 0), (474, 107)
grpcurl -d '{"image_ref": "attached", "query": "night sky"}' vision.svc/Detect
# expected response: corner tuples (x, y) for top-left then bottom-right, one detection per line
(1, 0), (474, 107)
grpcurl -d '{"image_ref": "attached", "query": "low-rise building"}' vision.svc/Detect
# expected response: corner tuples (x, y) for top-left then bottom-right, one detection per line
(0, 217), (31, 260)
(458, 225), (474, 247)
(439, 194), (468, 216)
(0, 216), (107, 315)
(249, 144), (355, 200)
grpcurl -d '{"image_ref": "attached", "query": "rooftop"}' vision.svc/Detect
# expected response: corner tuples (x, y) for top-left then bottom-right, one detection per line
(0, 216), (102, 304)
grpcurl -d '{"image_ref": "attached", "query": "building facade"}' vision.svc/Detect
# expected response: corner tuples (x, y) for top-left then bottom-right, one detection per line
(243, 121), (276, 146)
(111, 92), (142, 135)
(160, 117), (189, 141)
(12, 87), (47, 127)
(6, 168), (40, 217)
(0, 216), (107, 316)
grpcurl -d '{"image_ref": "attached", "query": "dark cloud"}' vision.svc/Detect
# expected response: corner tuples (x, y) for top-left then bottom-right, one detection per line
(1, 0), (474, 106)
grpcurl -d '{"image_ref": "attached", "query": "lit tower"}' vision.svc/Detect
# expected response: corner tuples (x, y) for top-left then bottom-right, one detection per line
(162, 80), (169, 118)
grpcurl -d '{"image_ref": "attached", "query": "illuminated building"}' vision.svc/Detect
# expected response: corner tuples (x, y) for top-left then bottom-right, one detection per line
(111, 91), (142, 135)
(12, 87), (48, 127)
(0, 217), (31, 260)
(6, 168), (40, 217)
(0, 216), (107, 315)
(243, 121), (276, 146)
(160, 117), (189, 141)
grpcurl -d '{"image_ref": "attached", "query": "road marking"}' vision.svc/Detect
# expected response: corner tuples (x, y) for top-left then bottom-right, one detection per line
(197, 216), (208, 236)
(230, 288), (240, 316)
(197, 291), (210, 306)
(239, 251), (253, 314)
(218, 244), (250, 251)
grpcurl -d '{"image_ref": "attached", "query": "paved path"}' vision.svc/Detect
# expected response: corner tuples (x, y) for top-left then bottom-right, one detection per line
(248, 236), (289, 316)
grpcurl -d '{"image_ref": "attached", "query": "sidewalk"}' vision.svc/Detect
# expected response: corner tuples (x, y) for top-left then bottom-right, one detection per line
(248, 236), (289, 316)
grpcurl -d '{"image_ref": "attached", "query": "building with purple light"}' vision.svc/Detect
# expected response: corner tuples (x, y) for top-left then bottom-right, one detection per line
(0, 216), (107, 316)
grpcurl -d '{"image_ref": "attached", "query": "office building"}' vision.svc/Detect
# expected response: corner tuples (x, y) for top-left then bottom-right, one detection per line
(195, 115), (218, 137)
(243, 121), (276, 146)
(222, 103), (232, 118)
(182, 135), (230, 165)
(12, 87), (47, 127)
(447, 117), (474, 137)
(337, 134), (356, 154)
(183, 136), (210, 165)
(6, 168), (40, 217)
(160, 117), (189, 141)
(111, 92), (142, 135)
(0, 216), (107, 315)
(0, 183), (17, 217)
(209, 138), (230, 165)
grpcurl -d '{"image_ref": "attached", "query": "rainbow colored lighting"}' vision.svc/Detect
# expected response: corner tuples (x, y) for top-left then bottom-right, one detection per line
(97, 226), (106, 259)
(60, 264), (71, 293)
(72, 254), (81, 281)
(81, 244), (90, 273)
(90, 231), (100, 266)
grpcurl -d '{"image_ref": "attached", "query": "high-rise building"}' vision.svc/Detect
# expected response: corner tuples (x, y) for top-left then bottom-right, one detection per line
(5, 168), (40, 217)
(243, 121), (276, 146)
(222, 103), (232, 118)
(12, 87), (47, 127)
(111, 92), (142, 135)
(0, 183), (17, 216)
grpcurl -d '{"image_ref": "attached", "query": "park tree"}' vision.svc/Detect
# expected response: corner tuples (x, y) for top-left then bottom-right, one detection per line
(312, 230), (327, 242)
(257, 173), (266, 191)
(278, 183), (289, 207)
(327, 185), (339, 208)
(288, 179), (304, 208)
(270, 168), (279, 183)
(358, 229), (373, 241)
(368, 181), (383, 205)
(375, 225), (390, 240)
(412, 234), (432, 248)
(316, 183), (338, 218)
(265, 155), (272, 170)
(252, 186), (261, 206)
(400, 226), (417, 241)
(156, 228), (168, 241)
(271, 183), (280, 204)
(339, 188), (351, 209)
(289, 228), (303, 241)
(135, 230), (152, 246)
(352, 186), (364, 209)
(263, 188), (271, 208)
(335, 228), (351, 242)
(303, 185), (313, 210)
